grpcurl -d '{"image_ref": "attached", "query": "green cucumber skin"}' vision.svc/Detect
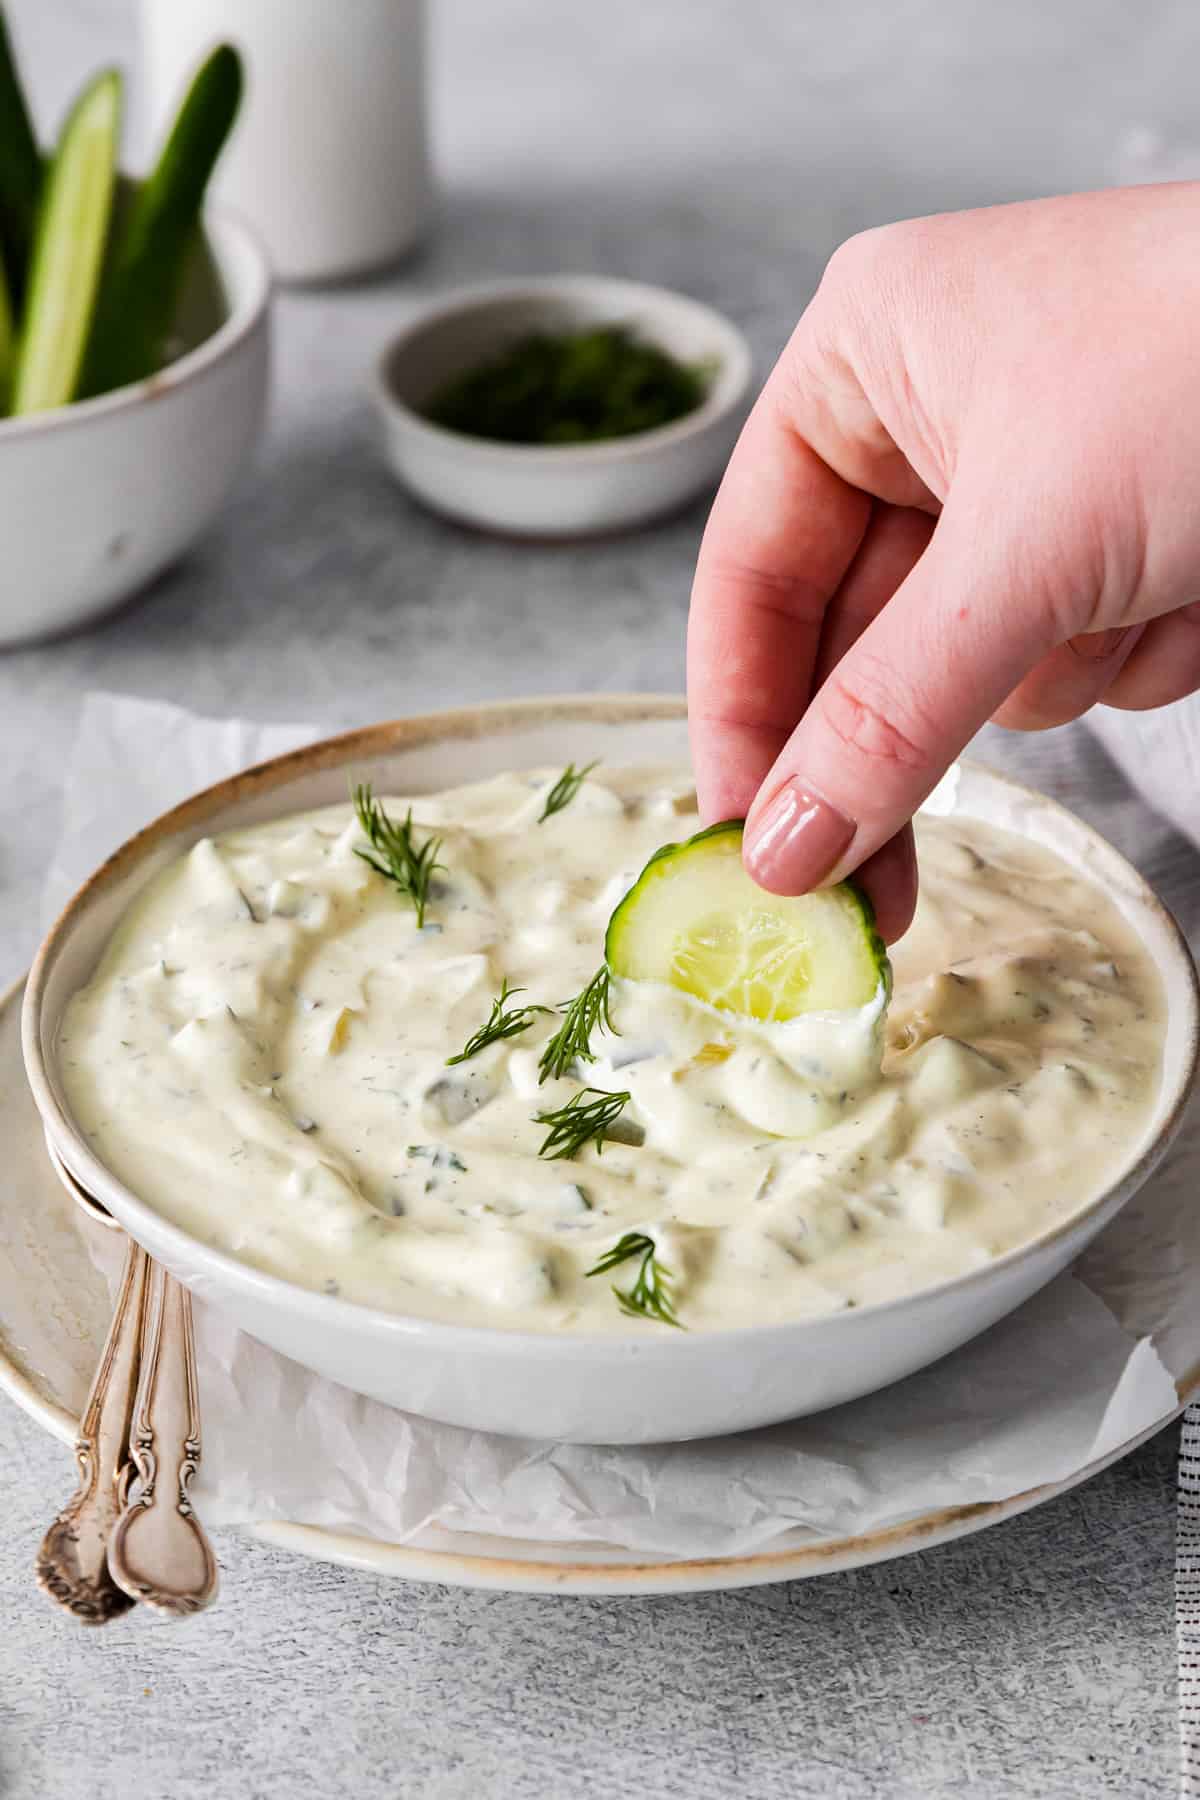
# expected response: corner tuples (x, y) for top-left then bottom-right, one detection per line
(839, 869), (892, 1005)
(0, 7), (43, 307)
(11, 70), (120, 416)
(0, 255), (13, 409)
(605, 817), (892, 1003)
(82, 44), (242, 399)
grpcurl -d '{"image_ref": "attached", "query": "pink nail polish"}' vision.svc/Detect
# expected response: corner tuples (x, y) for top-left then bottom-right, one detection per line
(744, 780), (855, 894)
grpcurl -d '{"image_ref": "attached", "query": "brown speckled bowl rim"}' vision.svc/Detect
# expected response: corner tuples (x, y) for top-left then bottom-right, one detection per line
(20, 692), (1200, 1358)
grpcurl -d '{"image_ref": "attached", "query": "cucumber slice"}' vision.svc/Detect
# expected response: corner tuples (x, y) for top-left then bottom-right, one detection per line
(82, 44), (242, 399)
(11, 69), (120, 416)
(605, 820), (890, 1022)
(0, 7), (43, 306)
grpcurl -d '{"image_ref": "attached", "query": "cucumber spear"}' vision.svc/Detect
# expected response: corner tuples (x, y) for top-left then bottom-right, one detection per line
(0, 6), (43, 306)
(82, 44), (242, 399)
(0, 256), (13, 411)
(10, 69), (120, 416)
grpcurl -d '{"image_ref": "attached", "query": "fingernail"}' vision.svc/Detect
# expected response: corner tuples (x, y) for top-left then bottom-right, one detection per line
(744, 779), (856, 894)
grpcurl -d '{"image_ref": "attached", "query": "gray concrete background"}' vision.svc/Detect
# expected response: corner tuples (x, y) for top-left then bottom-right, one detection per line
(1, 3), (1194, 1793)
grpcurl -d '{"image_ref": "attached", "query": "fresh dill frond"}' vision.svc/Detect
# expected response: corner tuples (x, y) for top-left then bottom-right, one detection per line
(537, 964), (615, 1084)
(585, 1231), (681, 1327)
(533, 1086), (631, 1160)
(538, 759), (599, 824)
(352, 782), (444, 929)
(446, 980), (551, 1066)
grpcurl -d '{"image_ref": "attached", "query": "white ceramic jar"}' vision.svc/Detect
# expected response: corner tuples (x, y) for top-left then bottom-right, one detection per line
(139, 0), (431, 284)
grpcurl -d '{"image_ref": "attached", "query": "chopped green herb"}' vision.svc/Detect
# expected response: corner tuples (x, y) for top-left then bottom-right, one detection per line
(447, 979), (551, 1065)
(586, 1231), (681, 1327)
(534, 1086), (631, 1161)
(352, 781), (443, 929)
(423, 326), (711, 447)
(538, 760), (599, 824)
(406, 1145), (467, 1172)
(537, 964), (615, 1085)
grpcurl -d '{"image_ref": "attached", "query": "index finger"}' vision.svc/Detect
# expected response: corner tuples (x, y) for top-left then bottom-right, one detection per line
(687, 384), (872, 822)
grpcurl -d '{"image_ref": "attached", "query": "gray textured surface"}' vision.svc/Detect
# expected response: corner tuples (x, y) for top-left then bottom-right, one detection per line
(0, 1422), (1179, 1800)
(0, 1), (1193, 1794)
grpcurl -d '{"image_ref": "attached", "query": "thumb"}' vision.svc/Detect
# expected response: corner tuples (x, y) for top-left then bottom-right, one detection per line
(742, 503), (1061, 894)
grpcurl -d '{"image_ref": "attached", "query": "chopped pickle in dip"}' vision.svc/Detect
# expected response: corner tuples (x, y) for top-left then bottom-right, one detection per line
(57, 764), (1165, 1333)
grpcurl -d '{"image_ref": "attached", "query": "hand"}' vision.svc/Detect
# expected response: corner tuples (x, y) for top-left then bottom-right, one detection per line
(688, 183), (1200, 941)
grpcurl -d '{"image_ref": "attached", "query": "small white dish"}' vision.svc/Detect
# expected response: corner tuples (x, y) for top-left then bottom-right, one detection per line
(0, 204), (270, 649)
(20, 698), (1200, 1446)
(372, 277), (753, 537)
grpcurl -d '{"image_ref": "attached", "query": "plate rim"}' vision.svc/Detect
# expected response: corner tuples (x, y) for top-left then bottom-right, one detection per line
(0, 960), (1192, 1594)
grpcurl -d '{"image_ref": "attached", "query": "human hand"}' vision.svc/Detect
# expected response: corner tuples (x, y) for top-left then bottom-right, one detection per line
(688, 183), (1200, 941)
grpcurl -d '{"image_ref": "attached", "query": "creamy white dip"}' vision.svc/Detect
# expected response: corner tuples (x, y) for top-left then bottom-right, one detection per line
(58, 765), (1165, 1332)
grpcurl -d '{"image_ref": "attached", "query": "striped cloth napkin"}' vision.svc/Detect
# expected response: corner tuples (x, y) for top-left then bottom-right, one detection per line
(1084, 703), (1200, 1796)
(1179, 1415), (1200, 1796)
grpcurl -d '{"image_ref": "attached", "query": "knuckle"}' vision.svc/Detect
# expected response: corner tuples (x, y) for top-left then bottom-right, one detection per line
(822, 223), (903, 292)
(689, 700), (798, 737)
(818, 221), (929, 327)
(818, 656), (933, 775)
(1066, 625), (1136, 663)
(985, 454), (1151, 643)
(808, 232), (900, 368)
(698, 552), (829, 632)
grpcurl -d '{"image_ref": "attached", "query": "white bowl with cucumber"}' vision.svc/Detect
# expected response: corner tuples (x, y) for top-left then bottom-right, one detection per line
(22, 698), (1200, 1445)
(0, 27), (268, 648)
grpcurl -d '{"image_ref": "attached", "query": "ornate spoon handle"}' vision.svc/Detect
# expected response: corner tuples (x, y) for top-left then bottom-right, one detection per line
(35, 1237), (148, 1624)
(107, 1260), (219, 1615)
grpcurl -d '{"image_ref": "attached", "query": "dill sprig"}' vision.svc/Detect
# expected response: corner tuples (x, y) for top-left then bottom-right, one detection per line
(533, 1086), (631, 1160)
(538, 759), (599, 824)
(447, 979), (551, 1066)
(352, 782), (444, 929)
(586, 1231), (681, 1327)
(537, 964), (615, 1084)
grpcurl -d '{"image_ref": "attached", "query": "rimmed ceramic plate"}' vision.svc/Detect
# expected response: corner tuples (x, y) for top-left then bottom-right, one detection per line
(3, 971), (1196, 1597)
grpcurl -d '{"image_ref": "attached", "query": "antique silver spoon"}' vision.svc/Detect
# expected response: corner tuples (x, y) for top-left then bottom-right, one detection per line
(36, 1145), (218, 1620)
(35, 1227), (146, 1623)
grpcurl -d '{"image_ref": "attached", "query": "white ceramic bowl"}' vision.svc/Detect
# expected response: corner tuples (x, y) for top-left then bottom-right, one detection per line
(0, 207), (270, 648)
(372, 277), (753, 537)
(22, 698), (1200, 1445)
